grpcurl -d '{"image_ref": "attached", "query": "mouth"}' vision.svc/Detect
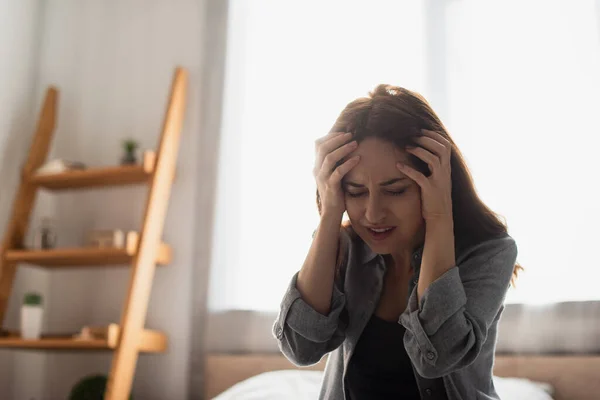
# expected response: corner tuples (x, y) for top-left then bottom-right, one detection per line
(366, 226), (396, 241)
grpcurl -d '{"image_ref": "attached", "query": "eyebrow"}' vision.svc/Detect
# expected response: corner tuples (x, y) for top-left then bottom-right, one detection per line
(343, 177), (407, 188)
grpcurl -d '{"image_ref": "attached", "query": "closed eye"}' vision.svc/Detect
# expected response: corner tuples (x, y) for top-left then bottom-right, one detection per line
(388, 189), (406, 196)
(346, 189), (407, 198)
(346, 191), (366, 198)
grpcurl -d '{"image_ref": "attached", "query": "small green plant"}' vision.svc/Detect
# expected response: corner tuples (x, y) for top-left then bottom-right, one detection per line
(122, 139), (139, 152)
(23, 292), (42, 306)
(121, 139), (140, 165)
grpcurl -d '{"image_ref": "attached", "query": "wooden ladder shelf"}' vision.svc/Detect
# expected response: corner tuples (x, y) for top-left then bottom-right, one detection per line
(0, 67), (188, 400)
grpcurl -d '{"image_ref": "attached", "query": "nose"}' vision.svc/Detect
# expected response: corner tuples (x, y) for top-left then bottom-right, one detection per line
(365, 194), (386, 224)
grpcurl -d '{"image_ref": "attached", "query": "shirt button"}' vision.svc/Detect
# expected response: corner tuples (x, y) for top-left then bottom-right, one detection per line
(276, 327), (283, 338)
(425, 388), (433, 396)
(426, 351), (435, 360)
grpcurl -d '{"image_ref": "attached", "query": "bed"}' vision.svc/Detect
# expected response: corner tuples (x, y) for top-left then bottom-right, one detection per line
(204, 353), (600, 400)
(202, 301), (600, 400)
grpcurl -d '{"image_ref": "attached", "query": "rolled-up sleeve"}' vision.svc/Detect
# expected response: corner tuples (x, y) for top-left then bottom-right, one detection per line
(272, 271), (347, 366)
(399, 237), (518, 379)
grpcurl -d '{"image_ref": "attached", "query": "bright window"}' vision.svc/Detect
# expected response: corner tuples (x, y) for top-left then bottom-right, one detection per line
(208, 0), (600, 311)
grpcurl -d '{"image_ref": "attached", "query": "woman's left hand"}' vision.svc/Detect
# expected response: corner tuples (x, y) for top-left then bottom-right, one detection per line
(397, 129), (453, 222)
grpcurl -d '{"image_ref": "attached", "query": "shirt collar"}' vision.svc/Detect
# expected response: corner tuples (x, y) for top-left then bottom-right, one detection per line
(360, 239), (424, 268)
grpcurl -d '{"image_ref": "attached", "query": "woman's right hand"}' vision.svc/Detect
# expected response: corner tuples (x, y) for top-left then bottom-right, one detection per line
(313, 131), (360, 217)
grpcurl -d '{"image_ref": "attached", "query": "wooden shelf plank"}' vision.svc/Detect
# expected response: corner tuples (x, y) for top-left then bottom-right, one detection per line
(0, 337), (111, 350)
(4, 242), (171, 267)
(28, 152), (155, 191)
(0, 324), (166, 352)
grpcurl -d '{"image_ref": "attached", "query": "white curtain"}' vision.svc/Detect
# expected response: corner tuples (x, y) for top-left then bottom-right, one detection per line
(444, 0), (600, 305)
(207, 0), (600, 312)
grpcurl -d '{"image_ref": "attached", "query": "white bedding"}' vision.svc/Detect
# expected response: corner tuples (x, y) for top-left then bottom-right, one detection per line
(212, 370), (555, 400)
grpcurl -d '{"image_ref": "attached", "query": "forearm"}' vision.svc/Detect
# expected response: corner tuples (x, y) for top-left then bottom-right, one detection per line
(417, 217), (456, 305)
(296, 212), (343, 315)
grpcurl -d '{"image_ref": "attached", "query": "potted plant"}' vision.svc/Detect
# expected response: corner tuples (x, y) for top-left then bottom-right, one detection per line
(69, 374), (134, 400)
(21, 292), (43, 339)
(121, 139), (139, 165)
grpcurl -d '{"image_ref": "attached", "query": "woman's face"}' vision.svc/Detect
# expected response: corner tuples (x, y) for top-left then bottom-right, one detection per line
(342, 137), (425, 257)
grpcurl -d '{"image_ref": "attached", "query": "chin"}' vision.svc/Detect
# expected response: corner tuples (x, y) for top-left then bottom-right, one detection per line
(367, 241), (396, 254)
(358, 227), (400, 252)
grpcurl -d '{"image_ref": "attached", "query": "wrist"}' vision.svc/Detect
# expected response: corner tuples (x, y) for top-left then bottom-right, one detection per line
(320, 208), (344, 223)
(321, 206), (346, 220)
(425, 214), (454, 231)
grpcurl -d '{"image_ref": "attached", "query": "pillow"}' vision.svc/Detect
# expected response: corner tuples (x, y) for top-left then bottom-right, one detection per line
(494, 375), (555, 400)
(212, 370), (322, 400)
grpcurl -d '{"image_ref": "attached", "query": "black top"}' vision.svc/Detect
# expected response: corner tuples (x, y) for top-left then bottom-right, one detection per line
(345, 313), (423, 400)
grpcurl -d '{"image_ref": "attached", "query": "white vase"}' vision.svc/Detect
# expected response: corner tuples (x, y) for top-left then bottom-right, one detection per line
(20, 305), (44, 339)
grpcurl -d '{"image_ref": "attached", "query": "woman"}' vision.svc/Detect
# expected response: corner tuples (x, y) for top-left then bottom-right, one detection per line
(273, 84), (522, 400)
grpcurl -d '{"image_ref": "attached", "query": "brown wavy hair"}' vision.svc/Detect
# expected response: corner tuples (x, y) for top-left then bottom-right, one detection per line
(316, 84), (523, 287)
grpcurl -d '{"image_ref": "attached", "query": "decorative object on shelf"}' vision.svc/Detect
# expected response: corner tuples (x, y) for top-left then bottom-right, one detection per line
(20, 292), (43, 340)
(73, 325), (111, 341)
(85, 229), (126, 248)
(33, 217), (57, 249)
(84, 229), (139, 249)
(68, 374), (134, 400)
(34, 159), (86, 175)
(121, 139), (139, 165)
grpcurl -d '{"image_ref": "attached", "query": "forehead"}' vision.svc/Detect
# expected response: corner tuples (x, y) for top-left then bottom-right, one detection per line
(344, 137), (410, 182)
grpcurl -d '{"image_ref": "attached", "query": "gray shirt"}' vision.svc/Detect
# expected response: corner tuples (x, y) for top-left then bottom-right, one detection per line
(273, 229), (518, 400)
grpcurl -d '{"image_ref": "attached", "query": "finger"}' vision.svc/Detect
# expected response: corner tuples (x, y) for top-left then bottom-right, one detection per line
(314, 131), (345, 147)
(420, 129), (450, 143)
(406, 146), (439, 175)
(321, 140), (358, 176)
(397, 162), (427, 187)
(316, 132), (354, 169)
(420, 129), (452, 150)
(331, 156), (361, 183)
(412, 136), (446, 159)
(320, 132), (353, 153)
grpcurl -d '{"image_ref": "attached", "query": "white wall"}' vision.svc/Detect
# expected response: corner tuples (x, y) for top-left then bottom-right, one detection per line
(0, 1), (50, 399)
(22, 1), (206, 399)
